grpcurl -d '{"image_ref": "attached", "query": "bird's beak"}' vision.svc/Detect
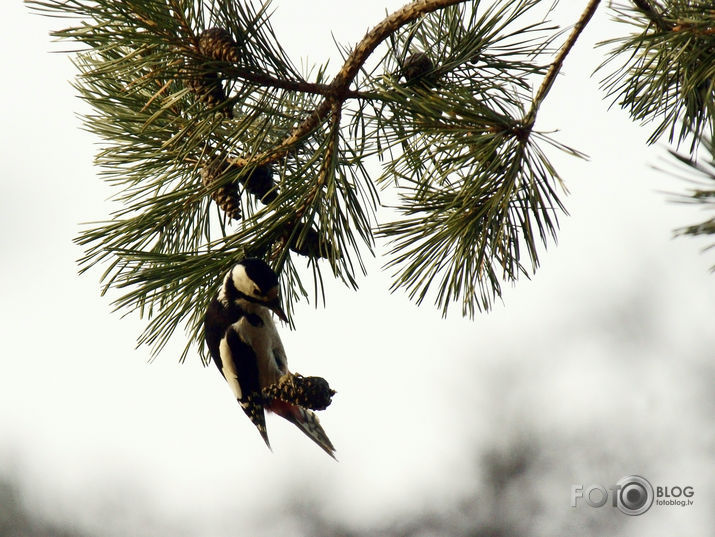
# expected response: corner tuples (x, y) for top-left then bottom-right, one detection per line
(266, 286), (288, 323)
(268, 299), (288, 323)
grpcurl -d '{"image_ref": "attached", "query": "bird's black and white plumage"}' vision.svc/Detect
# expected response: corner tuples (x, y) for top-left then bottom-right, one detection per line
(203, 258), (335, 458)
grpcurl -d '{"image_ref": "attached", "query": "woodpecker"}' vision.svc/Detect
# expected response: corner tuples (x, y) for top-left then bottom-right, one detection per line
(203, 258), (336, 458)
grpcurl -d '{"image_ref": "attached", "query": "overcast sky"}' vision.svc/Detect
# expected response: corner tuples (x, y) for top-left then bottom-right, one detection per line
(1, 1), (713, 536)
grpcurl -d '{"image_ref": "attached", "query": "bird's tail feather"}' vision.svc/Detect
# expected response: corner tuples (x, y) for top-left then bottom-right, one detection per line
(240, 398), (271, 450)
(270, 400), (336, 459)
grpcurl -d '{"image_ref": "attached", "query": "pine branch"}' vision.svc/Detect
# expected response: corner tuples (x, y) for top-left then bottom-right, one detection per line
(220, 64), (374, 100)
(27, 0), (590, 358)
(374, 1), (587, 315)
(525, 0), (602, 126)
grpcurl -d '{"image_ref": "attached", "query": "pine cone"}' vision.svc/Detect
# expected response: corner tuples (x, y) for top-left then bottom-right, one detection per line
(401, 52), (435, 85)
(184, 27), (239, 118)
(199, 28), (240, 64)
(201, 158), (241, 220)
(186, 71), (232, 118)
(288, 225), (334, 259)
(262, 373), (336, 411)
(242, 164), (277, 204)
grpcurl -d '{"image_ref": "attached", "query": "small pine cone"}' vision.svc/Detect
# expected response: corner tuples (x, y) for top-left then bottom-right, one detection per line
(293, 375), (335, 410)
(401, 52), (435, 84)
(201, 158), (241, 220)
(185, 69), (233, 118)
(199, 28), (240, 64)
(289, 226), (333, 259)
(262, 373), (336, 411)
(242, 164), (277, 204)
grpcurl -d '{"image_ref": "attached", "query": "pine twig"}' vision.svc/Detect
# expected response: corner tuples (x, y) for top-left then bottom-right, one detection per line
(222, 65), (372, 100)
(524, 0), (602, 127)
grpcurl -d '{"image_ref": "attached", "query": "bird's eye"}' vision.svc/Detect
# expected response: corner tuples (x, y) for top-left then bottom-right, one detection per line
(253, 288), (262, 296)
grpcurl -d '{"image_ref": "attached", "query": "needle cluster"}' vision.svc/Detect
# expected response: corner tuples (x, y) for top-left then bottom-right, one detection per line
(599, 1), (714, 150)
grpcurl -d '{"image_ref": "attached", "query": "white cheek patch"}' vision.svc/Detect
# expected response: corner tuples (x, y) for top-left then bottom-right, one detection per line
(231, 264), (258, 296)
(219, 336), (242, 400)
(217, 271), (232, 304)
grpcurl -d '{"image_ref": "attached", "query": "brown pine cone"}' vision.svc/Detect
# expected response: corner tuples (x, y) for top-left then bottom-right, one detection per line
(262, 373), (336, 411)
(199, 28), (240, 64)
(186, 70), (232, 118)
(201, 157), (241, 220)
(183, 27), (239, 118)
(401, 52), (435, 85)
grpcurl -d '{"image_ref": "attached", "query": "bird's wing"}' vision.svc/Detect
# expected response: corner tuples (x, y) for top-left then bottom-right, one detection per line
(219, 325), (271, 448)
(204, 298), (259, 401)
(203, 297), (234, 369)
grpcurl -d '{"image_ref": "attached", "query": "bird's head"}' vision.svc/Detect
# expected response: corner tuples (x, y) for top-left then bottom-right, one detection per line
(227, 258), (288, 322)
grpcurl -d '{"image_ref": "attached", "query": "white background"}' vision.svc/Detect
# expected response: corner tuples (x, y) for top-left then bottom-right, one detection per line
(1, 1), (713, 536)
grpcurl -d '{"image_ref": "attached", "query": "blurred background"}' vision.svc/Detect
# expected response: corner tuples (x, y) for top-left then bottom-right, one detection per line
(1, 1), (713, 536)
